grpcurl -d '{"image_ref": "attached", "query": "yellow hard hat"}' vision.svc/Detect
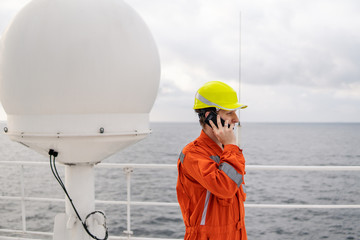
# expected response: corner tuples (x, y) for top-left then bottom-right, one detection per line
(193, 81), (247, 110)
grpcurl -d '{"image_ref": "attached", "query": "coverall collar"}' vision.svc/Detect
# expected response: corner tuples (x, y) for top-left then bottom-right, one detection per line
(199, 130), (223, 156)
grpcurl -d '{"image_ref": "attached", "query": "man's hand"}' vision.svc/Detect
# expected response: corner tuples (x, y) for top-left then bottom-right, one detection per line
(209, 115), (236, 146)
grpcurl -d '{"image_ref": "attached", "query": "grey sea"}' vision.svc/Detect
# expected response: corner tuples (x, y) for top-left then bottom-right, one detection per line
(0, 122), (359, 240)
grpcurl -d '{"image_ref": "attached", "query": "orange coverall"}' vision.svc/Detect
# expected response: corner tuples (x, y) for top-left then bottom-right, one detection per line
(177, 130), (247, 240)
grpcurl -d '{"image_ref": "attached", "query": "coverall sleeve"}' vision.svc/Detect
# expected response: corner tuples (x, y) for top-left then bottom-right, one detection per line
(182, 144), (245, 199)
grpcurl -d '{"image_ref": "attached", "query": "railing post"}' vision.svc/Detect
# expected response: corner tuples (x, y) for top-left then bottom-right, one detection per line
(123, 167), (134, 239)
(20, 165), (26, 232)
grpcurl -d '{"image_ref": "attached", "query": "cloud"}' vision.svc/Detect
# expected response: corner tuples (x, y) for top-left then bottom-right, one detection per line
(240, 83), (360, 122)
(335, 83), (360, 100)
(1, 0), (359, 122)
(132, 0), (360, 102)
(241, 0), (360, 90)
(128, 0), (242, 87)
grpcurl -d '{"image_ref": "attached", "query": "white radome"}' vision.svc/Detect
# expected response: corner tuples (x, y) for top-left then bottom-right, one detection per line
(0, 0), (160, 164)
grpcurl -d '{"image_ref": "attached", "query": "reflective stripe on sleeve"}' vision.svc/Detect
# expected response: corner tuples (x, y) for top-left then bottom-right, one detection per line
(209, 155), (220, 164)
(200, 190), (211, 225)
(179, 151), (185, 163)
(219, 162), (243, 187)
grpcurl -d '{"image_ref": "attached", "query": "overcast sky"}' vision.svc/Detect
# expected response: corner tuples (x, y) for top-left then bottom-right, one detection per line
(1, 0), (359, 122)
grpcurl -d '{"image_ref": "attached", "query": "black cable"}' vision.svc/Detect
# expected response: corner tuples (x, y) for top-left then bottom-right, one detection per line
(51, 152), (65, 189)
(49, 153), (82, 224)
(49, 150), (108, 240)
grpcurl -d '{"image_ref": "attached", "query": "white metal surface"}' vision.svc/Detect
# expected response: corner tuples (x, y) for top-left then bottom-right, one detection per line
(52, 165), (106, 240)
(0, 0), (161, 238)
(0, 0), (162, 239)
(124, 167), (134, 237)
(20, 166), (26, 232)
(0, 0), (160, 164)
(64, 165), (95, 219)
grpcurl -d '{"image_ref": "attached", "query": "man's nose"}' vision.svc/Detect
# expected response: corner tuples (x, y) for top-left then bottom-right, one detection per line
(233, 113), (239, 123)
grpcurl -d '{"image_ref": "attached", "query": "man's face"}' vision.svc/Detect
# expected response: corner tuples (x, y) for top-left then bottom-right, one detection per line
(218, 109), (239, 124)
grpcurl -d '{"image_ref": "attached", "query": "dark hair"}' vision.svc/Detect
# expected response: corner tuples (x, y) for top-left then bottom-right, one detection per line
(194, 107), (217, 127)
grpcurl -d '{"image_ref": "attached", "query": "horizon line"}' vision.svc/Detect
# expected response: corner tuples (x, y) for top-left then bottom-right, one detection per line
(1, 120), (359, 124)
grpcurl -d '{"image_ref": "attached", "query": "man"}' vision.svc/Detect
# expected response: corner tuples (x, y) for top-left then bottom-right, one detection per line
(176, 81), (247, 240)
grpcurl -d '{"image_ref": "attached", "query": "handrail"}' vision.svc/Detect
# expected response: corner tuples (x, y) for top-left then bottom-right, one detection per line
(2, 161), (360, 170)
(0, 161), (360, 240)
(246, 165), (360, 171)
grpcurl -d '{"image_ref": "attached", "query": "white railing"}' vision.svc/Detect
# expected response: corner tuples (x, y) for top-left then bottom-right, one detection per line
(0, 161), (360, 240)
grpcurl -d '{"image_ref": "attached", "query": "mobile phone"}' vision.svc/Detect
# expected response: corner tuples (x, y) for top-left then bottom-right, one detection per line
(204, 111), (227, 128)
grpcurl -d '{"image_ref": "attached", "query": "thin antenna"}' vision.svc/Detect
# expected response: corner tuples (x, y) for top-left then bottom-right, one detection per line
(237, 11), (242, 147)
(238, 11), (242, 121)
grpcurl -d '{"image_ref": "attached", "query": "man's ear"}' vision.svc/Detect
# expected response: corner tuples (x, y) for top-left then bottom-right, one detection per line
(204, 111), (210, 118)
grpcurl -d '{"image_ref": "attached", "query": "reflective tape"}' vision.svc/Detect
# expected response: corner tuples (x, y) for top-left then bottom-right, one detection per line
(209, 155), (220, 164)
(180, 153), (220, 165)
(196, 93), (233, 111)
(179, 151), (185, 163)
(219, 162), (243, 187)
(200, 190), (211, 225)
